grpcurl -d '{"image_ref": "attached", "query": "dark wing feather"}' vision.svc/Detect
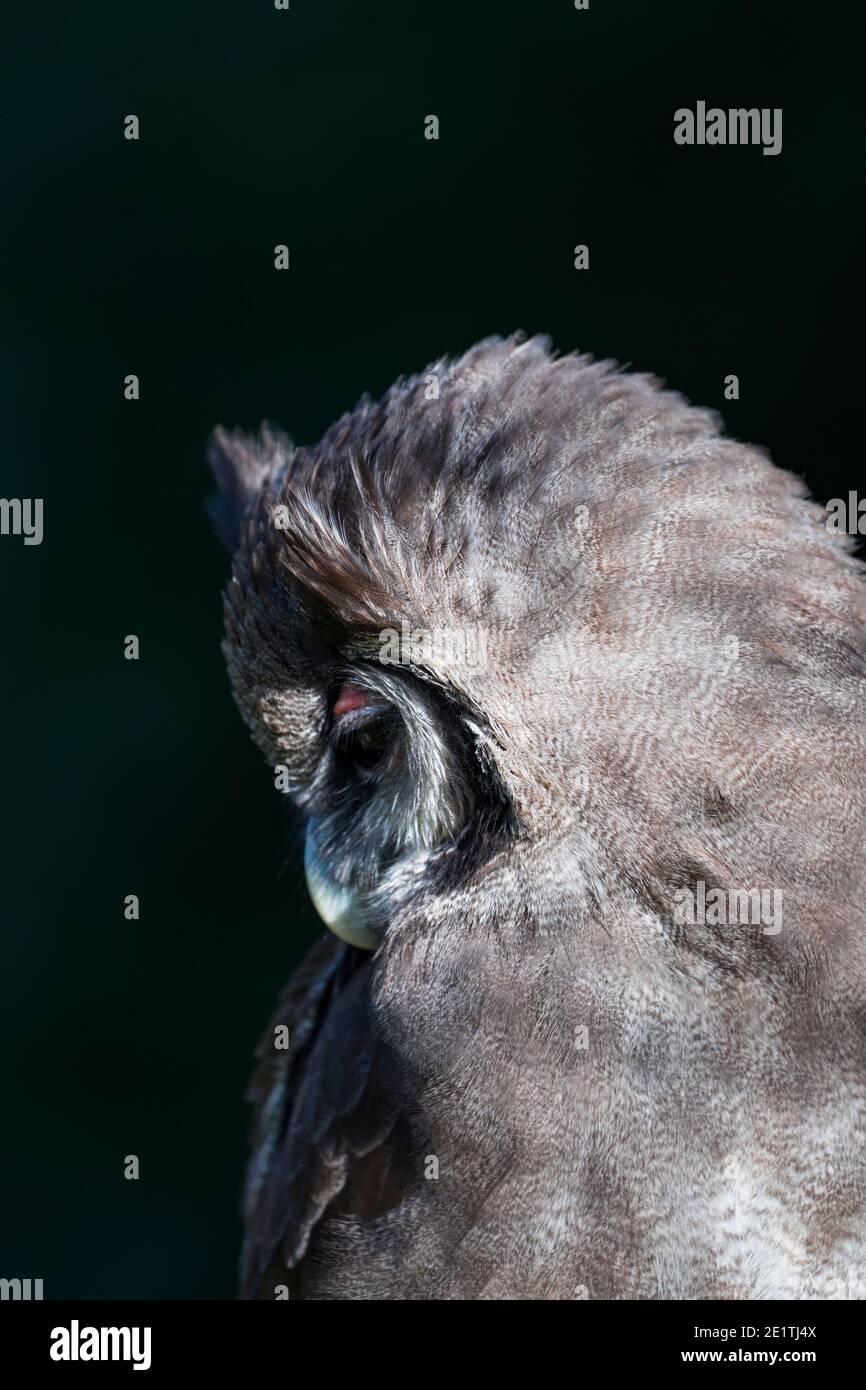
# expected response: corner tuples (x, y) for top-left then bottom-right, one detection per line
(239, 933), (405, 1298)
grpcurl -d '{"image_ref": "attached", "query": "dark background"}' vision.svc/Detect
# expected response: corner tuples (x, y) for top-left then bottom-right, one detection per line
(1, 0), (862, 1297)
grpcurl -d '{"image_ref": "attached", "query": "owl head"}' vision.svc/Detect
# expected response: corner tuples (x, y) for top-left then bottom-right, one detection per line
(211, 334), (866, 989)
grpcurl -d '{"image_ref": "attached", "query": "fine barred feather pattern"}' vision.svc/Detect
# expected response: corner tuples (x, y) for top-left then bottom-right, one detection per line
(214, 334), (866, 1300)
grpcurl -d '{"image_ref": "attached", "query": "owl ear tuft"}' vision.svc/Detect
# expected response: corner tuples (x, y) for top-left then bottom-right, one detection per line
(207, 423), (291, 551)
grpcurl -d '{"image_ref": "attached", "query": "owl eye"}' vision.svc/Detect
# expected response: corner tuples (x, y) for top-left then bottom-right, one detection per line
(330, 683), (402, 776)
(342, 719), (393, 772)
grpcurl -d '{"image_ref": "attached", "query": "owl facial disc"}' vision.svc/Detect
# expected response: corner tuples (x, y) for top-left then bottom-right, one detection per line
(304, 820), (377, 951)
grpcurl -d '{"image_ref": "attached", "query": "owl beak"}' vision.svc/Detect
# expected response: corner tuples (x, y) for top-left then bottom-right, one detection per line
(304, 821), (378, 951)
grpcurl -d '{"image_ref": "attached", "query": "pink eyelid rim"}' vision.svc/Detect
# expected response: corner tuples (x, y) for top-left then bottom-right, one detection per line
(332, 683), (372, 718)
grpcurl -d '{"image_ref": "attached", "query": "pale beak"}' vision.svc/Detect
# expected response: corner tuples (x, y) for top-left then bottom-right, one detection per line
(304, 821), (377, 951)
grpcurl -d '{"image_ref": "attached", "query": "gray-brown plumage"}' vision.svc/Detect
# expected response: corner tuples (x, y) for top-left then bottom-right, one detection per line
(212, 334), (866, 1300)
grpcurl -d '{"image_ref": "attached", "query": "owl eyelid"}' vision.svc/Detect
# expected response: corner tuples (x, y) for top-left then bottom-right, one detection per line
(330, 699), (394, 737)
(332, 681), (372, 718)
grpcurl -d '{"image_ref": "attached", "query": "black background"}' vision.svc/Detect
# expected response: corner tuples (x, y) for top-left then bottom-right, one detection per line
(1, 0), (862, 1298)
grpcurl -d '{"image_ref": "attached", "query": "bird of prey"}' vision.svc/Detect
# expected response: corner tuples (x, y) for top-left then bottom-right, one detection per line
(210, 334), (866, 1300)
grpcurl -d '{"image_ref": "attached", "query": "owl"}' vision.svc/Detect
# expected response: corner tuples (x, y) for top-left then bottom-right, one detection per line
(211, 334), (866, 1300)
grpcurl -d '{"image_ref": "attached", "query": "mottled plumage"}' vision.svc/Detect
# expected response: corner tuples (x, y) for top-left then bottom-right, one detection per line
(212, 334), (866, 1300)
